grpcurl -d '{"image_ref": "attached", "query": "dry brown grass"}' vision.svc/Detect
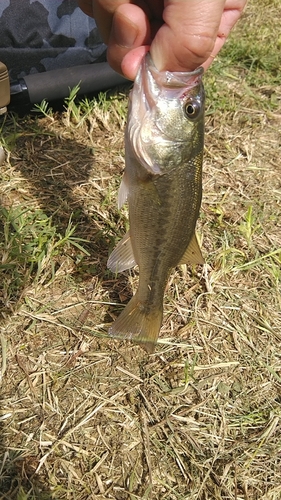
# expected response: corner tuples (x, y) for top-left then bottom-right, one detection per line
(0, 1), (281, 498)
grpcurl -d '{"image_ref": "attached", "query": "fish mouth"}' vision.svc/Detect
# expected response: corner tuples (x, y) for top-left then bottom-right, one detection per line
(145, 53), (204, 89)
(129, 52), (204, 153)
(137, 53), (204, 141)
(139, 52), (204, 125)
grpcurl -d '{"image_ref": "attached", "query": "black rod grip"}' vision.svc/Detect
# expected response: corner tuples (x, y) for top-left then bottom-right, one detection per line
(22, 63), (128, 103)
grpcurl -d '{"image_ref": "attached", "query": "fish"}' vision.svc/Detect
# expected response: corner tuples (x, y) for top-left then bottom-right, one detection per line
(107, 53), (205, 353)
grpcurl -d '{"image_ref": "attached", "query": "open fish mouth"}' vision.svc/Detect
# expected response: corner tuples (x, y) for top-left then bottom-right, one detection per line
(131, 53), (205, 143)
(145, 53), (204, 88)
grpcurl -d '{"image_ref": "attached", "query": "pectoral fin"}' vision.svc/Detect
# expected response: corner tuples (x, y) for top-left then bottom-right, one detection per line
(107, 231), (137, 273)
(179, 233), (204, 265)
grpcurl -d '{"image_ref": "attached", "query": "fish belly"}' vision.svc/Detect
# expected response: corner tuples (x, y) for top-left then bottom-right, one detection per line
(109, 153), (202, 353)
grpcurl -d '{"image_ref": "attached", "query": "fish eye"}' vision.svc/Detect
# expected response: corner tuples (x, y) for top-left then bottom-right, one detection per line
(183, 100), (200, 119)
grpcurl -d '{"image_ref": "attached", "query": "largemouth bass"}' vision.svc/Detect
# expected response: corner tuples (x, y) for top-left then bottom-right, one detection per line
(108, 53), (205, 353)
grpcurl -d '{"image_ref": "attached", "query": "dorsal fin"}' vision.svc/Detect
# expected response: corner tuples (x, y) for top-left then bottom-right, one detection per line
(179, 233), (204, 265)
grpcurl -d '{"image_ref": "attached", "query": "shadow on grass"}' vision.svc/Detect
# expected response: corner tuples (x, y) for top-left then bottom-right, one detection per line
(0, 111), (119, 311)
(0, 446), (53, 500)
(0, 108), (125, 499)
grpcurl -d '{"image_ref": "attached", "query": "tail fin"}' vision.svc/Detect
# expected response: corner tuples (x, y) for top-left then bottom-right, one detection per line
(109, 291), (163, 354)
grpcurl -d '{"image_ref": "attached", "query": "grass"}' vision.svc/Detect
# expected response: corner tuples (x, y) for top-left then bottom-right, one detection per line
(0, 0), (281, 498)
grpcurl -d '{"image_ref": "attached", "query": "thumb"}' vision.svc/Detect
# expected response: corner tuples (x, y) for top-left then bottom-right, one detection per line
(150, 0), (225, 72)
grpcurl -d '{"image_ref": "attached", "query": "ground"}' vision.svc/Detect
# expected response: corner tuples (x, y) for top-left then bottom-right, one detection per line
(0, 1), (280, 499)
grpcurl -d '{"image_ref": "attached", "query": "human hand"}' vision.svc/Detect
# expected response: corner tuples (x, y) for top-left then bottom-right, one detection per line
(78, 0), (247, 80)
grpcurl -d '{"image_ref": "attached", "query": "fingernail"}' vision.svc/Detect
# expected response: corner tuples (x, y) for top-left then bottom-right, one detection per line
(112, 12), (138, 48)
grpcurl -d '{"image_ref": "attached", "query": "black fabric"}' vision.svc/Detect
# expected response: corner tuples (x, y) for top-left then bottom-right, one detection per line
(0, 0), (105, 80)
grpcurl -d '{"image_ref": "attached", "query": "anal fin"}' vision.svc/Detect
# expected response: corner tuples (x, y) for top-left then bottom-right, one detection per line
(107, 231), (137, 273)
(118, 170), (129, 209)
